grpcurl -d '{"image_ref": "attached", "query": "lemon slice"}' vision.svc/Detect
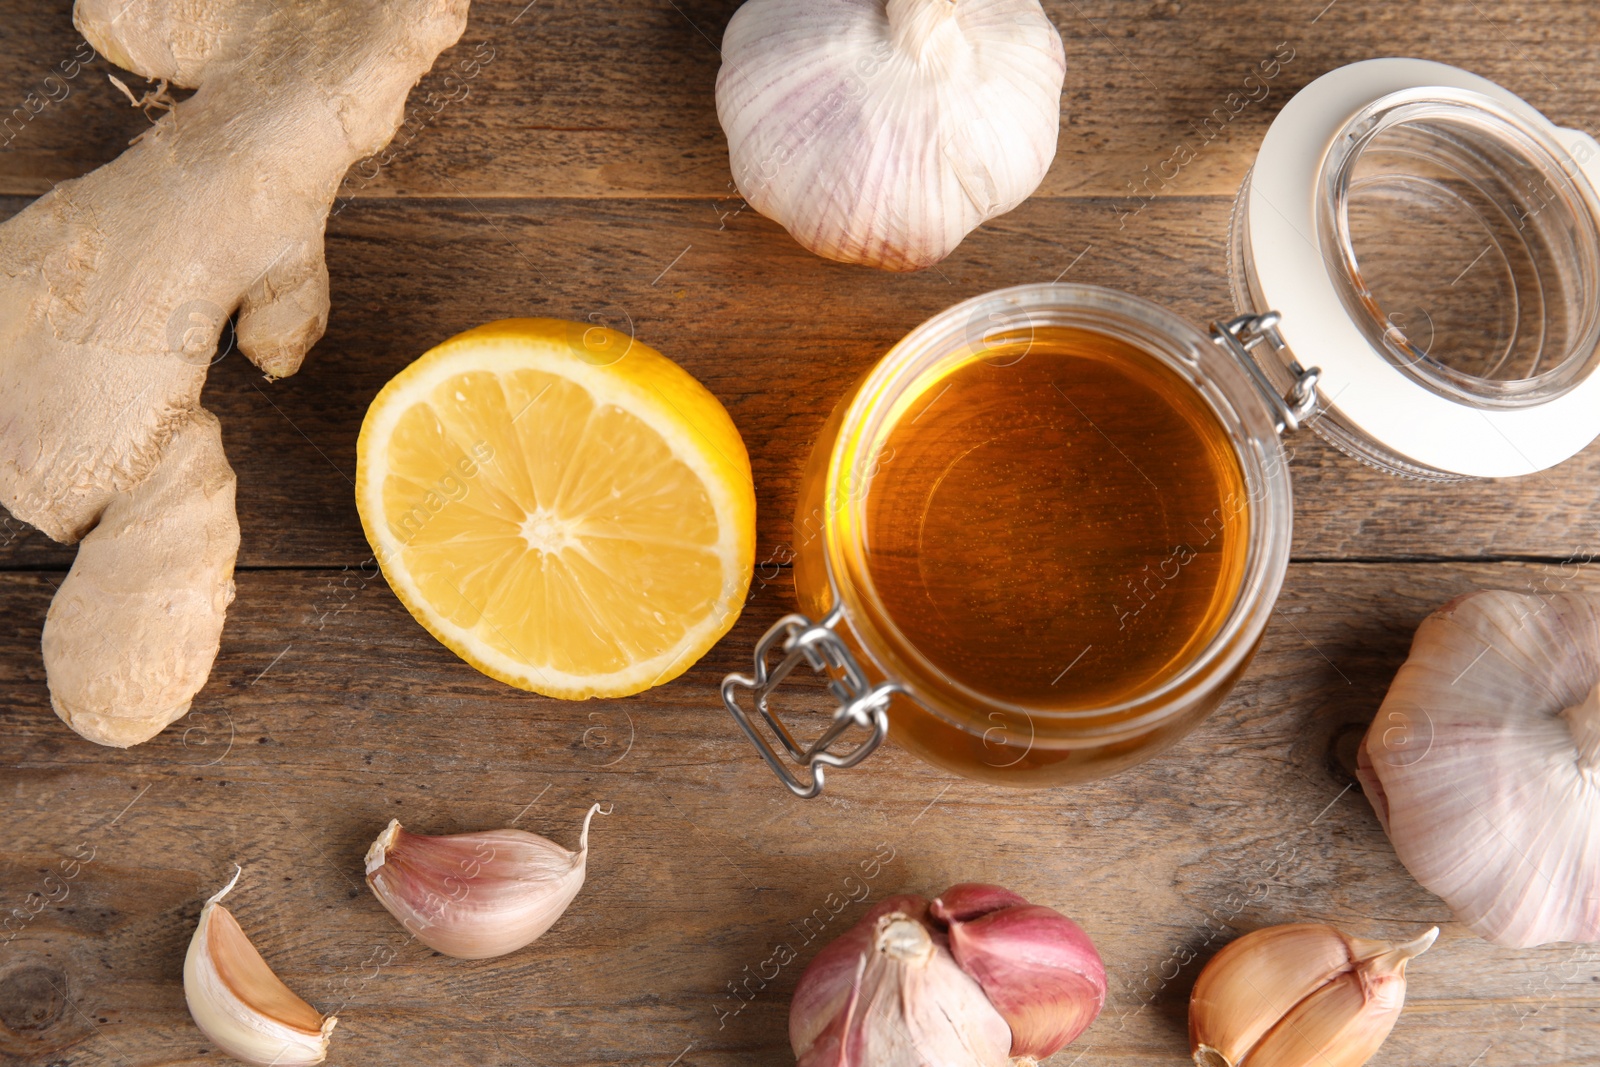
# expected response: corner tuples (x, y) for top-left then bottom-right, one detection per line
(356, 319), (756, 699)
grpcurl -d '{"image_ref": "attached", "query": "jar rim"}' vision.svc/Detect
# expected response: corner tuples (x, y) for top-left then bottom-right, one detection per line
(1322, 88), (1600, 409)
(821, 283), (1294, 741)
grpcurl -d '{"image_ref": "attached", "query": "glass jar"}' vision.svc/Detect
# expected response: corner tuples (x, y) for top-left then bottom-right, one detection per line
(722, 59), (1600, 797)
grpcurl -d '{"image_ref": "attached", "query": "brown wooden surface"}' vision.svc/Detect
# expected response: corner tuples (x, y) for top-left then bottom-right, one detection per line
(4, 2), (1600, 1066)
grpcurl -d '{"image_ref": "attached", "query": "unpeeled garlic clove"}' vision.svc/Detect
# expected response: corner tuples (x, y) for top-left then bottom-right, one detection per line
(184, 867), (336, 1067)
(1189, 923), (1437, 1067)
(932, 883), (1107, 1061)
(790, 896), (1013, 1067)
(931, 882), (1029, 920)
(364, 802), (608, 959)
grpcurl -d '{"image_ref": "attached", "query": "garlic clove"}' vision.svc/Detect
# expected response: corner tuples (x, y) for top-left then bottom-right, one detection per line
(716, 0), (1067, 271)
(1244, 930), (1435, 1067)
(1357, 590), (1600, 947)
(1189, 924), (1436, 1067)
(184, 867), (336, 1067)
(364, 802), (608, 959)
(928, 881), (1030, 921)
(792, 906), (1012, 1067)
(1190, 924), (1374, 1064)
(932, 884), (1106, 1059)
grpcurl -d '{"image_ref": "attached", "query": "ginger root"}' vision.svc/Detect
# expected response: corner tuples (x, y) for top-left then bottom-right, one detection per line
(0, 0), (470, 746)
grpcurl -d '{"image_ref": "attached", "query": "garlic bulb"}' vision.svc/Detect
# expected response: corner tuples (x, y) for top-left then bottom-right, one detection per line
(364, 802), (608, 959)
(1189, 923), (1436, 1067)
(184, 868), (337, 1067)
(1356, 590), (1600, 947)
(716, 0), (1066, 271)
(790, 884), (1103, 1066)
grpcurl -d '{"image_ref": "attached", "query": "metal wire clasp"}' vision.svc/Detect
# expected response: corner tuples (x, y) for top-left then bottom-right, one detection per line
(721, 605), (902, 799)
(1212, 312), (1321, 434)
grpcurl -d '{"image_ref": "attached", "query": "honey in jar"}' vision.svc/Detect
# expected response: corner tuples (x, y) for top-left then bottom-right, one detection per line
(858, 328), (1249, 714)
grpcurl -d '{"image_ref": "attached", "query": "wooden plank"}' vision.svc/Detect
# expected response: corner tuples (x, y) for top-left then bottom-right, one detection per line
(5, 190), (1600, 574)
(2, 1), (1597, 201)
(3, 561), (1599, 1065)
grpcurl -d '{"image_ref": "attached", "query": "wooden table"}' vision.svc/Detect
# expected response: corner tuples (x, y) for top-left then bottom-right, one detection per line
(4, 2), (1600, 1064)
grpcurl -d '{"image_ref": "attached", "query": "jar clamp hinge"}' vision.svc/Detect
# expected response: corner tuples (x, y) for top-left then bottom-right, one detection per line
(721, 605), (903, 799)
(1212, 312), (1321, 434)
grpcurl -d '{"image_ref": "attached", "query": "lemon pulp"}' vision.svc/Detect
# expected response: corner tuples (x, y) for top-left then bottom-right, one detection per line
(356, 320), (755, 698)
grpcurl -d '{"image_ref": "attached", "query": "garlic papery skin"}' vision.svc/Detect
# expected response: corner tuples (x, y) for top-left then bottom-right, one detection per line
(1356, 590), (1600, 947)
(790, 897), (1013, 1067)
(184, 868), (337, 1067)
(931, 883), (1107, 1060)
(1189, 923), (1436, 1067)
(716, 0), (1066, 271)
(364, 802), (607, 959)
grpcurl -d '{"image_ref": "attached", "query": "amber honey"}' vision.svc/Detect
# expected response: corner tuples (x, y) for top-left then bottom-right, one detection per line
(861, 326), (1249, 709)
(793, 323), (1255, 782)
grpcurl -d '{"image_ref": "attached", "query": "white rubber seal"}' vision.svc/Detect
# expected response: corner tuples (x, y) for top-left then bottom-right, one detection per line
(1247, 58), (1600, 477)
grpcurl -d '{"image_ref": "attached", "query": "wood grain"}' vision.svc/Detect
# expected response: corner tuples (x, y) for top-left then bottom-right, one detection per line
(4, 1), (1600, 1066)
(4, 192), (1600, 573)
(2, 1), (1597, 201)
(4, 563), (1600, 1066)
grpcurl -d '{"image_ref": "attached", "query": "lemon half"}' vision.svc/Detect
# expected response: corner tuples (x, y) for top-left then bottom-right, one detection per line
(356, 319), (755, 698)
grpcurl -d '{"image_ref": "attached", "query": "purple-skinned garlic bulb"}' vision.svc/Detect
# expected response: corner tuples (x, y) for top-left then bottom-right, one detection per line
(789, 884), (1105, 1067)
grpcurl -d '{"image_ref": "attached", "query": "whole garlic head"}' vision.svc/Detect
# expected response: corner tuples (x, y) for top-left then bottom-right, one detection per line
(716, 0), (1066, 271)
(1357, 590), (1600, 947)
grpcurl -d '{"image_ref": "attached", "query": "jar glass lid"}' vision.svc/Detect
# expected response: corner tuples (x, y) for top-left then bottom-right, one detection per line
(1240, 58), (1600, 478)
